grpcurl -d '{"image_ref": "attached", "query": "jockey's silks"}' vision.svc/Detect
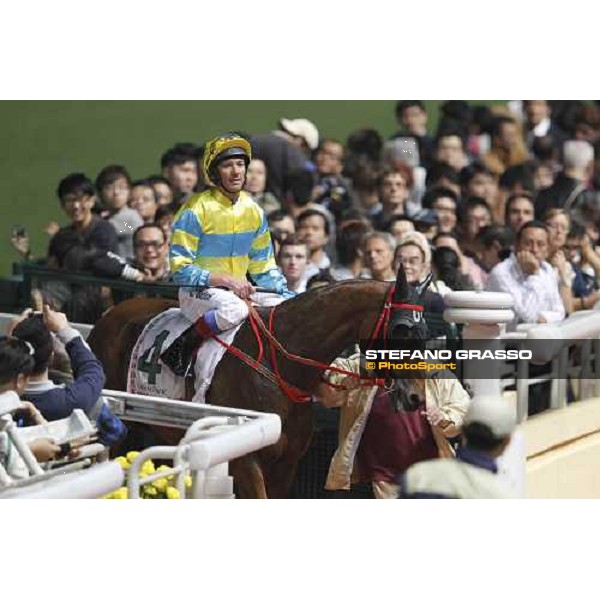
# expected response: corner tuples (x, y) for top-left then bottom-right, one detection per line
(169, 187), (292, 295)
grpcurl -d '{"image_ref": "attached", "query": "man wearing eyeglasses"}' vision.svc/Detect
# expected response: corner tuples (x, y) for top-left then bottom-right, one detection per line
(132, 224), (170, 282)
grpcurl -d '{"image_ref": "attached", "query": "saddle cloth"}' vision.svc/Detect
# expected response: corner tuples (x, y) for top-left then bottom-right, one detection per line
(127, 292), (284, 403)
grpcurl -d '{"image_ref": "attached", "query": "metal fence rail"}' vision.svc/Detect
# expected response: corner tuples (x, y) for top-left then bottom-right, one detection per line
(102, 390), (282, 499)
(19, 262), (179, 300)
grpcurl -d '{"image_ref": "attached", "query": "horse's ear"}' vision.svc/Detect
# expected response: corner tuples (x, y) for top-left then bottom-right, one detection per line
(393, 264), (410, 302)
(415, 272), (433, 300)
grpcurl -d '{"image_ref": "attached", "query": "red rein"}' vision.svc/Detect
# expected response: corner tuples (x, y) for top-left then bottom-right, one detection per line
(207, 288), (423, 403)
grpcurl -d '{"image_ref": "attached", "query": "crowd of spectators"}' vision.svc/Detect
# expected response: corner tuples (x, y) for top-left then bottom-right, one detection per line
(9, 101), (600, 329)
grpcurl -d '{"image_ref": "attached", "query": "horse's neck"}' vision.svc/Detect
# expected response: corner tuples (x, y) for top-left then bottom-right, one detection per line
(269, 281), (388, 388)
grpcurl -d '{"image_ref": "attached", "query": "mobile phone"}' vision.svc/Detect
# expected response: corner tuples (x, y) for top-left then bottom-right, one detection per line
(11, 225), (27, 238)
(57, 442), (72, 459)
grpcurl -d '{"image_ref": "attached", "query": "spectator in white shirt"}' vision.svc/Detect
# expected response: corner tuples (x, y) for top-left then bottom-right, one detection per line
(486, 221), (566, 328)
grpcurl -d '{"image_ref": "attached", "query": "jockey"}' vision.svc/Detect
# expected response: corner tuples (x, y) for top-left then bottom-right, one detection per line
(168, 133), (295, 352)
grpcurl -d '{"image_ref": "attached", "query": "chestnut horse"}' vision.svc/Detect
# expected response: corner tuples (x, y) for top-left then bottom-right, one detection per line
(88, 274), (419, 498)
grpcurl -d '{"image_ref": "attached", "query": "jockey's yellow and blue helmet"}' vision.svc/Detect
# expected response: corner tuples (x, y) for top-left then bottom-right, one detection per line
(202, 133), (252, 186)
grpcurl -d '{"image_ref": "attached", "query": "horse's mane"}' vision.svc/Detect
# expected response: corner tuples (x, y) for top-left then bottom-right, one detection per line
(258, 279), (390, 318)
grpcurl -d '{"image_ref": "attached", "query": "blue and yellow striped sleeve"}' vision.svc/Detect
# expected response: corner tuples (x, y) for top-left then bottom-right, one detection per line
(247, 211), (275, 274)
(248, 211), (294, 297)
(169, 208), (211, 288)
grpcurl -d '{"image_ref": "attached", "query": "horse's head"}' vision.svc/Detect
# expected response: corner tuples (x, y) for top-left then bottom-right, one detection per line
(375, 265), (433, 412)
(388, 264), (431, 342)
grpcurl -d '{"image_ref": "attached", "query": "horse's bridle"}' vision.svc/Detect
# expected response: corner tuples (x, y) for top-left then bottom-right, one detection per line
(365, 286), (425, 349)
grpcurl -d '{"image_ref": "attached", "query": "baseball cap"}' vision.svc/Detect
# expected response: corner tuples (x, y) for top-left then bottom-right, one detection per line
(279, 118), (319, 150)
(463, 398), (517, 438)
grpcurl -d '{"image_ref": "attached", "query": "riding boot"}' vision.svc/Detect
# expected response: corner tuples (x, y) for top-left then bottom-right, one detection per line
(160, 314), (216, 376)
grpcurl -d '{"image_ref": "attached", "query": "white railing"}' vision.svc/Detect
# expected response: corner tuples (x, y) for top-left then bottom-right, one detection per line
(0, 402), (113, 499)
(511, 311), (600, 420)
(1, 388), (281, 499)
(101, 390), (281, 499)
(443, 292), (600, 422)
(0, 461), (125, 499)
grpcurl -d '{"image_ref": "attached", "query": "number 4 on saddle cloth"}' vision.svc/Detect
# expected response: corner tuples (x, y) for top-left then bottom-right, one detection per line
(127, 308), (241, 402)
(127, 293), (284, 403)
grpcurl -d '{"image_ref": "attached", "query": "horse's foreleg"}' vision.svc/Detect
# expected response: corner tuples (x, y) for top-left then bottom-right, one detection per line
(264, 428), (314, 499)
(264, 455), (303, 499)
(263, 407), (314, 498)
(229, 455), (268, 499)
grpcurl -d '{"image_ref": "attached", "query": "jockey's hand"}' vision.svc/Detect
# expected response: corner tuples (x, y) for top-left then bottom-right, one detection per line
(210, 274), (255, 299)
(231, 279), (255, 299)
(42, 303), (69, 333)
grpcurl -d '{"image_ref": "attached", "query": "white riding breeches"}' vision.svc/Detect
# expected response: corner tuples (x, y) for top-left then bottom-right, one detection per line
(179, 287), (286, 332)
(179, 287), (249, 331)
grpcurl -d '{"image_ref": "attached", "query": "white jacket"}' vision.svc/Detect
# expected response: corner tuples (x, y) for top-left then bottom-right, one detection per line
(401, 456), (518, 499)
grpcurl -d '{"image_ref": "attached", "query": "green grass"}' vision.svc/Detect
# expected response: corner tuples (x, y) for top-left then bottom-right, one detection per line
(0, 100), (502, 277)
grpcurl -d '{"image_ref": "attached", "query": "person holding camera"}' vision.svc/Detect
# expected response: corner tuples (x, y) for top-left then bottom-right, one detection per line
(9, 305), (126, 448)
(0, 337), (69, 479)
(10, 173), (153, 322)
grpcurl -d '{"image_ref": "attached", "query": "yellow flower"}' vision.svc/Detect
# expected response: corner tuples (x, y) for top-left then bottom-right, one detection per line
(156, 465), (175, 484)
(114, 456), (130, 470)
(154, 477), (168, 492)
(113, 487), (128, 499)
(102, 491), (115, 499)
(126, 451), (140, 463)
(166, 486), (181, 500)
(143, 484), (159, 498)
(184, 476), (192, 489)
(141, 460), (155, 476)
